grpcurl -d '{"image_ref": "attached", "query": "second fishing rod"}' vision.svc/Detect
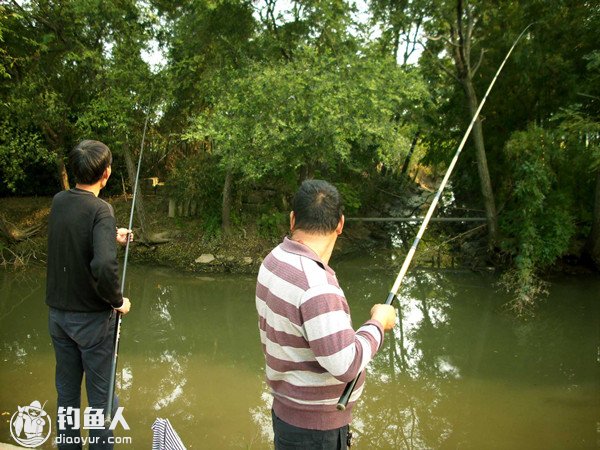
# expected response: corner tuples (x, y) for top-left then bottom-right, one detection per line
(104, 112), (150, 425)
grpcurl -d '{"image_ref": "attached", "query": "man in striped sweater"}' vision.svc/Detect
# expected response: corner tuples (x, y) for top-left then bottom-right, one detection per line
(256, 179), (396, 449)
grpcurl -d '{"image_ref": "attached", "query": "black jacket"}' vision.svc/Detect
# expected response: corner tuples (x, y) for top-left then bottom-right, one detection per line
(46, 188), (123, 311)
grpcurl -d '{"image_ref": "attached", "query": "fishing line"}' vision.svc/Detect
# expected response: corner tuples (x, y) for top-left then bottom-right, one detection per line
(337, 23), (535, 410)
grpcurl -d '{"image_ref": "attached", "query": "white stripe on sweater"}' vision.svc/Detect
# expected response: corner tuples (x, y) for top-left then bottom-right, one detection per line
(303, 310), (352, 340)
(300, 283), (345, 304)
(258, 266), (305, 306)
(257, 299), (305, 337)
(267, 366), (343, 386)
(301, 257), (328, 288)
(272, 245), (303, 270)
(264, 336), (315, 362)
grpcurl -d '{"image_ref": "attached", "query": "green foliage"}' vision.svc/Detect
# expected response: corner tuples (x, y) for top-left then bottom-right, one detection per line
(159, 0), (257, 129)
(186, 47), (426, 184)
(499, 126), (588, 310)
(336, 182), (362, 214)
(0, 0), (157, 191)
(0, 122), (54, 192)
(167, 151), (223, 220)
(200, 214), (222, 244)
(257, 212), (288, 239)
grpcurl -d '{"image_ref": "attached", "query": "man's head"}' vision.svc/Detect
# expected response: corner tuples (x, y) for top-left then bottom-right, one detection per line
(69, 140), (112, 185)
(291, 179), (344, 235)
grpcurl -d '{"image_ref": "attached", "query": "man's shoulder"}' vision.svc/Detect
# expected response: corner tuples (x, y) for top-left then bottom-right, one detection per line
(80, 195), (114, 220)
(272, 244), (340, 290)
(51, 189), (70, 204)
(97, 197), (114, 215)
(52, 191), (114, 220)
(259, 244), (310, 291)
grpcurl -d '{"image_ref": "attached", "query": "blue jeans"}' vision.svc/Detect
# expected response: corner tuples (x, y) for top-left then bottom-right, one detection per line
(272, 410), (349, 449)
(49, 307), (118, 450)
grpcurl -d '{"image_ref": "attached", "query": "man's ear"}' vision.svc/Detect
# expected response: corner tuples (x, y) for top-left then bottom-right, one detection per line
(336, 214), (345, 235)
(100, 166), (111, 187)
(289, 211), (295, 232)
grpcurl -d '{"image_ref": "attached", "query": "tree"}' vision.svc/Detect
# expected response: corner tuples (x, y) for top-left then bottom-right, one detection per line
(499, 126), (579, 311)
(157, 0), (257, 132)
(186, 47), (427, 231)
(369, 0), (424, 65)
(0, 0), (156, 193)
(417, 0), (499, 247)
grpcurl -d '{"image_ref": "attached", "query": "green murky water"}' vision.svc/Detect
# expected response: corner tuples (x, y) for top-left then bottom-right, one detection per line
(1, 256), (599, 449)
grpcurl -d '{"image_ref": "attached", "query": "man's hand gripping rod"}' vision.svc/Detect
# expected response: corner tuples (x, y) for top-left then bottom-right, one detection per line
(337, 24), (534, 411)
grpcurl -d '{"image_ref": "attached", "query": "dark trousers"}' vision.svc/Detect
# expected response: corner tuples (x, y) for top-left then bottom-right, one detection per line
(49, 307), (118, 450)
(272, 410), (349, 450)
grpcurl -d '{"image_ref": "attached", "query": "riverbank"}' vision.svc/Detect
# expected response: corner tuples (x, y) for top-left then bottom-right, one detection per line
(0, 194), (393, 273)
(2, 194), (596, 281)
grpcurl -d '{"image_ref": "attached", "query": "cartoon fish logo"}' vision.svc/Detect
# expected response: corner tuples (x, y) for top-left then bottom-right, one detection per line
(10, 400), (52, 448)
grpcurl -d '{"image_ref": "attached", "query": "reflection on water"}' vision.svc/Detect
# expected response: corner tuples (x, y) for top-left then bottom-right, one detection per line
(0, 261), (598, 449)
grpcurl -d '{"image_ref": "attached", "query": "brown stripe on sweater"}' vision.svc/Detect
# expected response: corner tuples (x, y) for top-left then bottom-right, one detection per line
(306, 329), (355, 358)
(263, 252), (310, 290)
(299, 292), (349, 322)
(266, 354), (325, 374)
(256, 283), (303, 326)
(269, 376), (365, 402)
(260, 316), (309, 348)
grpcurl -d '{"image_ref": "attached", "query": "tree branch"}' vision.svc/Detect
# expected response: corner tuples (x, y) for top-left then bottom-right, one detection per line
(449, 23), (465, 78)
(455, 0), (467, 69)
(471, 48), (486, 77)
(9, 0), (34, 28)
(10, 0), (66, 44)
(465, 2), (474, 67)
(41, 123), (60, 147)
(420, 41), (460, 82)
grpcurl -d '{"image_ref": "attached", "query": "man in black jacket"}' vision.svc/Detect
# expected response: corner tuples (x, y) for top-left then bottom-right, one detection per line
(46, 140), (131, 450)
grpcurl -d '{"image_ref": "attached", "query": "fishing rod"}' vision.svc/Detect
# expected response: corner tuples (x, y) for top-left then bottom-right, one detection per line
(104, 111), (150, 424)
(337, 23), (534, 411)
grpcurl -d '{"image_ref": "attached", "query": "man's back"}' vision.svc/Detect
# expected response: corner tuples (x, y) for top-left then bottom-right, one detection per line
(46, 188), (122, 312)
(256, 179), (395, 449)
(256, 237), (383, 430)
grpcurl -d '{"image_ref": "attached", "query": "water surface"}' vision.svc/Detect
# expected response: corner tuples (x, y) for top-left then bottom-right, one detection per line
(0, 256), (598, 449)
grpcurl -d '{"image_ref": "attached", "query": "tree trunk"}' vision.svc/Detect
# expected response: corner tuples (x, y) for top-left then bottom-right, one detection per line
(41, 124), (69, 190)
(124, 145), (148, 237)
(463, 80), (499, 247)
(401, 130), (420, 175)
(57, 157), (70, 190)
(586, 170), (600, 268)
(222, 169), (233, 235)
(447, 0), (499, 248)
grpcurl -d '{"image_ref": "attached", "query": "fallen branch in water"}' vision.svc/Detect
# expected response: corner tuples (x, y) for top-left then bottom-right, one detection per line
(0, 245), (32, 268)
(0, 214), (42, 243)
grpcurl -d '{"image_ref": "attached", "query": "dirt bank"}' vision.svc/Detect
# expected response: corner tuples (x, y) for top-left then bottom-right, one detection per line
(0, 194), (385, 273)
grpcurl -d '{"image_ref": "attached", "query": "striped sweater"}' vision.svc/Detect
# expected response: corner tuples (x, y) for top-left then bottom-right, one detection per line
(255, 237), (384, 430)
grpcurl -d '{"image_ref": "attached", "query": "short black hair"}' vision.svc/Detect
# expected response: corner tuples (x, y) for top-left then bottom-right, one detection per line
(69, 140), (112, 184)
(292, 179), (343, 234)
